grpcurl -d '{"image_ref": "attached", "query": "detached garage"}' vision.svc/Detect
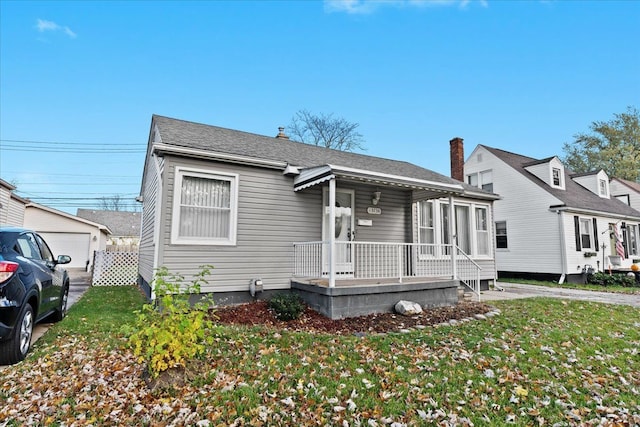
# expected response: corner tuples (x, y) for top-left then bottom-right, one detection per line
(23, 203), (110, 270)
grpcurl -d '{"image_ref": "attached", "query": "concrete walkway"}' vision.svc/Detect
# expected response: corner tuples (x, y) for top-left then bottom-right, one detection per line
(481, 281), (640, 308)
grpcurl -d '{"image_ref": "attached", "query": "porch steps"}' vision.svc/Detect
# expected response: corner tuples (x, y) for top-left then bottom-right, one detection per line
(458, 286), (476, 302)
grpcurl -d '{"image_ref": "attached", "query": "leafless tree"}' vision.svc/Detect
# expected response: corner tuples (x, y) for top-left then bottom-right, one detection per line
(288, 110), (365, 152)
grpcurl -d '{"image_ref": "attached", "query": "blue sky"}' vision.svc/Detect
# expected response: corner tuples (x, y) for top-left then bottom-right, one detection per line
(1, 0), (638, 214)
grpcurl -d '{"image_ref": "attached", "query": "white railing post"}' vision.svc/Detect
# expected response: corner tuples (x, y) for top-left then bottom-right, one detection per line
(397, 245), (403, 283)
(329, 179), (336, 288)
(448, 195), (457, 280)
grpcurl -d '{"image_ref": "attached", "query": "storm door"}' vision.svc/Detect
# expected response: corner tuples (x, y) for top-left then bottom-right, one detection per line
(323, 189), (355, 276)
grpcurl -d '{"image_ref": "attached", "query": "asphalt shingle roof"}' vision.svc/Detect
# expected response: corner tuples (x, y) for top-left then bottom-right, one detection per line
(481, 145), (640, 218)
(76, 209), (141, 237)
(152, 115), (488, 194)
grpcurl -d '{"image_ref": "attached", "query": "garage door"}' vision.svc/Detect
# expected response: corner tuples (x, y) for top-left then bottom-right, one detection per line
(39, 232), (91, 269)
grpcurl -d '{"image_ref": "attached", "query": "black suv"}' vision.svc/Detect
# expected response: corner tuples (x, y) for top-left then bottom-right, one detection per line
(0, 227), (71, 364)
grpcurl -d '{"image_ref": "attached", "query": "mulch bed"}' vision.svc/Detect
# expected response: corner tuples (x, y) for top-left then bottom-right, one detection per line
(214, 300), (495, 335)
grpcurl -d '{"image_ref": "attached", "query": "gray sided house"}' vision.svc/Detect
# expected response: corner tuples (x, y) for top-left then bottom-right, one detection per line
(464, 145), (640, 283)
(137, 115), (499, 319)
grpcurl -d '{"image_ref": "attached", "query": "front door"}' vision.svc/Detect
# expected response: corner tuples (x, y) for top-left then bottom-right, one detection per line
(323, 189), (355, 276)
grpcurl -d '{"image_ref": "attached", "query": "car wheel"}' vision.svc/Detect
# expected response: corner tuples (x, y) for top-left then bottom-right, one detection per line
(51, 283), (69, 322)
(0, 303), (34, 365)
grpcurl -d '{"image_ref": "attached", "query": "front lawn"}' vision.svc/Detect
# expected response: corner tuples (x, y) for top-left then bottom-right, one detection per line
(1, 286), (639, 426)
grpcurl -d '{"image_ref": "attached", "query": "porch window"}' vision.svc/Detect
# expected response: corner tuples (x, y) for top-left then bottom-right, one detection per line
(627, 224), (639, 256)
(495, 221), (508, 249)
(417, 201), (435, 255)
(456, 205), (471, 254)
(579, 218), (592, 249)
(171, 168), (238, 245)
(475, 207), (489, 255)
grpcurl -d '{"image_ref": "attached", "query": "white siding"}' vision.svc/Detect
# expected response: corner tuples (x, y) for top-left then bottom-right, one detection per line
(7, 198), (25, 226)
(23, 206), (106, 270)
(465, 146), (565, 274)
(572, 170), (610, 198)
(610, 179), (640, 212)
(0, 186), (9, 224)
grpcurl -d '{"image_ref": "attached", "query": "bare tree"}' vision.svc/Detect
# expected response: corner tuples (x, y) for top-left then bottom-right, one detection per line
(99, 195), (125, 211)
(288, 110), (365, 152)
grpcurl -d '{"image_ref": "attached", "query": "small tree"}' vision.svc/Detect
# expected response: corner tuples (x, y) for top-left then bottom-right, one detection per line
(99, 194), (126, 211)
(288, 109), (365, 152)
(562, 106), (640, 182)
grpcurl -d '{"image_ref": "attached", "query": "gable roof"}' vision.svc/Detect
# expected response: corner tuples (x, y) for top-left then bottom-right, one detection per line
(480, 145), (640, 219)
(76, 209), (141, 237)
(25, 202), (112, 234)
(149, 115), (498, 200)
(611, 177), (640, 193)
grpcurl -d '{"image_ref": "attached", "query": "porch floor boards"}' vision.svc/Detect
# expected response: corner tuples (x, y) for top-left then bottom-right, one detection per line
(294, 276), (453, 288)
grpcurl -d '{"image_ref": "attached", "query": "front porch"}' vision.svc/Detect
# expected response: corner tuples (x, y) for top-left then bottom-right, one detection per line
(292, 241), (481, 319)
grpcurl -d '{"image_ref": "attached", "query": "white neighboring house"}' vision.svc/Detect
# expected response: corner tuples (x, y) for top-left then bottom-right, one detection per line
(0, 179), (28, 226)
(610, 177), (640, 212)
(23, 203), (111, 270)
(464, 145), (640, 282)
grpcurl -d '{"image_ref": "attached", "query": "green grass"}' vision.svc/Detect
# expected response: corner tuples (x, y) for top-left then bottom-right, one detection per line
(3, 287), (640, 426)
(34, 285), (146, 350)
(499, 277), (640, 293)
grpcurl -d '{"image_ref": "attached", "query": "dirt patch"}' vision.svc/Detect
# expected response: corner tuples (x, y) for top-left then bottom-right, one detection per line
(214, 300), (495, 335)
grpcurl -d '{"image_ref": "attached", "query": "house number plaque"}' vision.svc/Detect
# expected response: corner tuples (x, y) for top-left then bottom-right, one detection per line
(367, 207), (382, 215)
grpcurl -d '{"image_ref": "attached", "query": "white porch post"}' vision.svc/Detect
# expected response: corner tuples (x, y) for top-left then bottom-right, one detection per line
(449, 194), (457, 280)
(329, 179), (336, 288)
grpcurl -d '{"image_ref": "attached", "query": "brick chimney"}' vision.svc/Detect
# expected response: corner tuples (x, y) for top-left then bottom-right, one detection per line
(450, 137), (464, 181)
(275, 127), (289, 139)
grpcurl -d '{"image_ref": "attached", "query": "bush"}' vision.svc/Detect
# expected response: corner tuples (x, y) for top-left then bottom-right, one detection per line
(268, 292), (305, 321)
(588, 271), (637, 288)
(125, 265), (218, 377)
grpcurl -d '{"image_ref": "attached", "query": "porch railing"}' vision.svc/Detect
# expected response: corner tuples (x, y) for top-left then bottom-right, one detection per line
(293, 241), (481, 299)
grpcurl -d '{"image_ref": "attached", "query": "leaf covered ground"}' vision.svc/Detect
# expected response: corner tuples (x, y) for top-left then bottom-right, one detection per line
(1, 286), (639, 426)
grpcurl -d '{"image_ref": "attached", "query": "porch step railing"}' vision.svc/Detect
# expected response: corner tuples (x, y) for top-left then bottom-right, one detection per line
(293, 241), (481, 300)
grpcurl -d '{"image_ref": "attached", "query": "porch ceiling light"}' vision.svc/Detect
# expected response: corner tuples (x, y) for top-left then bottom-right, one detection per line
(372, 191), (382, 205)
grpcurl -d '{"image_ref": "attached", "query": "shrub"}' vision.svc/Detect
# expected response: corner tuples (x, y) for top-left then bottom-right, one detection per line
(268, 292), (305, 321)
(588, 271), (637, 288)
(125, 265), (218, 377)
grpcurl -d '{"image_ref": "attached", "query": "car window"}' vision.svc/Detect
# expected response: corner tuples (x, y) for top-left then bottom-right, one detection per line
(34, 234), (54, 262)
(16, 234), (43, 261)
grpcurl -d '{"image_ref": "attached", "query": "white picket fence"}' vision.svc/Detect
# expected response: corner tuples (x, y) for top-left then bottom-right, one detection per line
(92, 251), (139, 287)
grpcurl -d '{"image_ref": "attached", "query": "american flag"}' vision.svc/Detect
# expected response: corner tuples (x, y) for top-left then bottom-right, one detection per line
(615, 223), (625, 258)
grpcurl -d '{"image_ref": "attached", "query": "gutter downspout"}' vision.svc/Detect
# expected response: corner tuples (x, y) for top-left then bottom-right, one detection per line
(556, 209), (568, 284)
(329, 179), (336, 288)
(151, 153), (163, 301)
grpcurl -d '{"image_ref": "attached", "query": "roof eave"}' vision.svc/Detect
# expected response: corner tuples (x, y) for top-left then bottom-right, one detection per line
(152, 143), (288, 170)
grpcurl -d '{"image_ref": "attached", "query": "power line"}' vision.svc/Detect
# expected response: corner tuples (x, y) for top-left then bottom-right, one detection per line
(0, 145), (144, 153)
(0, 139), (143, 146)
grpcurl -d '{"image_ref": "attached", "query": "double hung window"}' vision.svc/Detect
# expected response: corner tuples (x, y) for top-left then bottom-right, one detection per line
(171, 168), (238, 245)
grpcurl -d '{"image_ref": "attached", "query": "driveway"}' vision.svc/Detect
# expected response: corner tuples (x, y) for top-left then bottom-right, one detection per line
(482, 281), (640, 308)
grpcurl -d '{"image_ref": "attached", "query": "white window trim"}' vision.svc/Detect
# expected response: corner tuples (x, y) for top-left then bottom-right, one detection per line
(466, 170), (493, 192)
(599, 179), (609, 197)
(171, 167), (239, 245)
(579, 217), (593, 249)
(416, 199), (492, 258)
